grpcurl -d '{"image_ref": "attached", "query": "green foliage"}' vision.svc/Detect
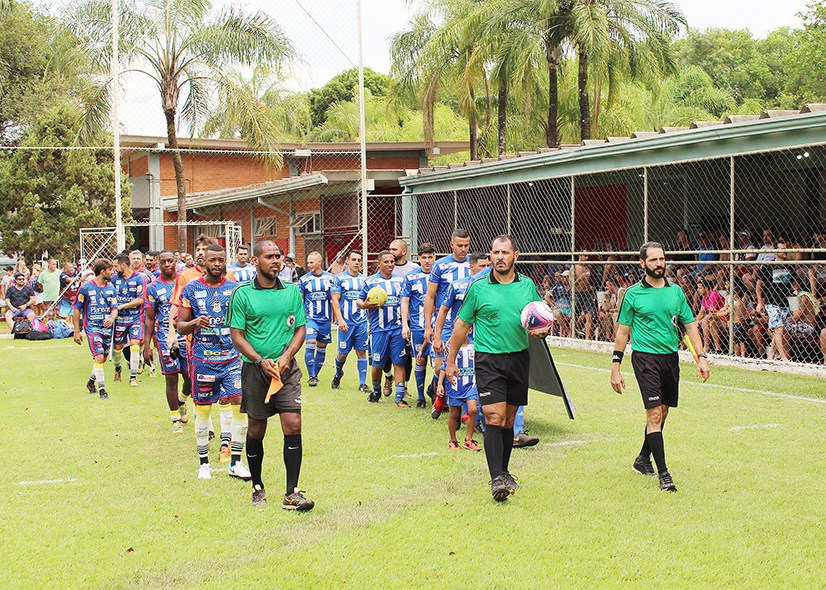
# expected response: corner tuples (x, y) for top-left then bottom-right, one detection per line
(308, 67), (392, 128)
(787, 0), (826, 104)
(0, 103), (132, 260)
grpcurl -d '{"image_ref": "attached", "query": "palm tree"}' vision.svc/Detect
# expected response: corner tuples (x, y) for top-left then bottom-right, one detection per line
(67, 0), (295, 250)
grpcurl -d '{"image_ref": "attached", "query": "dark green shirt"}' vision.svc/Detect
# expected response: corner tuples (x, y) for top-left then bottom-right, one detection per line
(616, 279), (694, 355)
(457, 272), (540, 354)
(226, 277), (306, 363)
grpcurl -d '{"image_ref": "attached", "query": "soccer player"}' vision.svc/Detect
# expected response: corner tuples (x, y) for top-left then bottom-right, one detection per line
(400, 243), (437, 408)
(72, 259), (118, 400)
(611, 242), (710, 493)
(438, 334), (481, 451)
(144, 250), (190, 433)
(423, 229), (471, 396)
(228, 245), (257, 283)
(129, 249), (155, 376)
(145, 251), (160, 280)
(357, 250), (407, 406)
(445, 235), (549, 501)
(298, 251), (335, 387)
(111, 253), (147, 387)
(227, 240), (314, 510)
(177, 244), (250, 481)
(330, 250), (370, 393)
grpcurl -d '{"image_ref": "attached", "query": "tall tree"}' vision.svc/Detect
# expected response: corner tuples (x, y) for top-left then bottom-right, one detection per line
(67, 0), (295, 251)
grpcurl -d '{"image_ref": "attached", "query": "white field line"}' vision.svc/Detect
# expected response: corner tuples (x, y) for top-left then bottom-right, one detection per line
(555, 361), (826, 404)
(17, 478), (77, 485)
(546, 439), (593, 447)
(392, 452), (439, 459)
(5, 344), (78, 350)
(729, 424), (781, 432)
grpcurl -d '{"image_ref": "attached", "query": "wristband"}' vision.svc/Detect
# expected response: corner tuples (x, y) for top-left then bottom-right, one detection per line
(612, 350), (624, 364)
(697, 353), (707, 359)
(254, 357), (263, 367)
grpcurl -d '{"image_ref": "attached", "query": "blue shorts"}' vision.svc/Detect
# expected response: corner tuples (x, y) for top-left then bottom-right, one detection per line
(337, 320), (369, 354)
(114, 319), (143, 345)
(156, 336), (182, 375)
(369, 329), (406, 367)
(410, 330), (431, 360)
(190, 358), (242, 404)
(306, 318), (332, 345)
(10, 308), (35, 320)
(448, 386), (478, 407)
(87, 332), (112, 357)
(58, 298), (74, 318)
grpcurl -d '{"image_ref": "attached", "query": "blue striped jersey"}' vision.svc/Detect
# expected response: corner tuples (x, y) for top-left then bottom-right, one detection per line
(73, 281), (117, 336)
(358, 273), (404, 332)
(299, 271), (335, 321)
(179, 277), (239, 363)
(228, 263), (257, 283)
(144, 277), (177, 338)
(440, 276), (473, 332)
(440, 343), (476, 396)
(112, 270), (147, 323)
(429, 254), (470, 308)
(401, 268), (430, 331)
(333, 271), (367, 324)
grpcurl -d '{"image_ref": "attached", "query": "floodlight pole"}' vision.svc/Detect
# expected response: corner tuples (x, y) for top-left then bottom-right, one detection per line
(111, 0), (124, 253)
(357, 0), (368, 262)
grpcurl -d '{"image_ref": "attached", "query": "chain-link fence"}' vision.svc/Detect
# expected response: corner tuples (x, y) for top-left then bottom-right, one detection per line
(401, 143), (826, 369)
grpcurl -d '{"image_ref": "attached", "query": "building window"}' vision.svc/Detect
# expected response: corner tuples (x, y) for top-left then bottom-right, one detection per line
(254, 216), (278, 238)
(290, 212), (321, 235)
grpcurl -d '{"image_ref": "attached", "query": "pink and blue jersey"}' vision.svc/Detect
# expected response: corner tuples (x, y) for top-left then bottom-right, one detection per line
(144, 277), (177, 339)
(112, 271), (147, 324)
(429, 254), (470, 308)
(299, 271), (335, 322)
(74, 281), (117, 336)
(359, 273), (404, 333)
(333, 271), (367, 324)
(401, 268), (430, 331)
(179, 277), (239, 364)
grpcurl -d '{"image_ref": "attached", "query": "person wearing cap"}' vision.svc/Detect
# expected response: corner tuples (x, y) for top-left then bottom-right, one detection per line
(4, 272), (36, 330)
(278, 250), (298, 283)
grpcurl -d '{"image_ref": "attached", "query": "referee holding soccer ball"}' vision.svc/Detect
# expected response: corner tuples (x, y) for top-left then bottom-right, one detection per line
(445, 235), (548, 502)
(611, 242), (710, 492)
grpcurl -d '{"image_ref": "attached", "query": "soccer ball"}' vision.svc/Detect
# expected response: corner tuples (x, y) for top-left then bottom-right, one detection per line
(520, 301), (554, 334)
(367, 286), (388, 306)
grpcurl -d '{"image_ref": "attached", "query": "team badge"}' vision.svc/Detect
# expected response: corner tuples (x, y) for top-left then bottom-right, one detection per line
(212, 301), (222, 313)
(287, 315), (295, 327)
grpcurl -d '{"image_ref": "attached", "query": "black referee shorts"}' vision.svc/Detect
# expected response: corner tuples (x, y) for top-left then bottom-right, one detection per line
(631, 351), (679, 409)
(475, 349), (530, 407)
(241, 359), (303, 419)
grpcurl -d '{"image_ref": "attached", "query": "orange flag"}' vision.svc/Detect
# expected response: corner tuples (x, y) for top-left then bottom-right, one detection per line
(265, 372), (283, 403)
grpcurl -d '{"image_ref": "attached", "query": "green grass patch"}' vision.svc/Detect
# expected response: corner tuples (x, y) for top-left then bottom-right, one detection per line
(0, 340), (823, 589)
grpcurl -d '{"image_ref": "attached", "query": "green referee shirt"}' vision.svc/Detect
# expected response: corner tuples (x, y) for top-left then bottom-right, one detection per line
(226, 276), (307, 363)
(457, 271), (540, 354)
(616, 278), (694, 355)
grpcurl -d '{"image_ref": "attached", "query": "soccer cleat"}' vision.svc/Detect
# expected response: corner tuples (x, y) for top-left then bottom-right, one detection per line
(218, 445), (231, 463)
(113, 367), (122, 382)
(149, 367), (156, 378)
(474, 424), (484, 434)
(308, 377), (319, 387)
(358, 383), (371, 394)
(129, 378), (138, 387)
(331, 374), (342, 389)
(632, 455), (657, 477)
(228, 462), (252, 480)
(426, 383), (435, 402)
(98, 389), (109, 400)
(197, 463), (212, 480)
(382, 377), (393, 397)
(513, 432), (540, 448)
(208, 429), (215, 441)
(178, 401), (189, 423)
(86, 379), (96, 394)
(491, 475), (510, 502)
(416, 399), (427, 409)
(461, 412), (469, 424)
(404, 387), (410, 399)
(137, 362), (144, 375)
(431, 395), (445, 419)
(659, 471), (678, 492)
(171, 420), (184, 434)
(251, 485), (267, 506)
(395, 400), (410, 408)
(463, 439), (482, 451)
(367, 391), (381, 403)
(448, 440), (461, 450)
(502, 471), (521, 492)
(282, 489), (315, 511)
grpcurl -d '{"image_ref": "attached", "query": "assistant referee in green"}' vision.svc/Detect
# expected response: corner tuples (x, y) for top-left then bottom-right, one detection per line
(611, 241), (710, 493)
(445, 234), (549, 502)
(228, 240), (314, 511)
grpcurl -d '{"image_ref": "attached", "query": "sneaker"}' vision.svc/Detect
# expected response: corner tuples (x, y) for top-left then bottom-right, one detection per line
(113, 367), (122, 382)
(426, 383), (435, 401)
(137, 362), (144, 375)
(228, 462), (252, 480)
(416, 399), (427, 409)
(502, 471), (521, 492)
(367, 391), (381, 403)
(178, 400), (189, 423)
(85, 379), (96, 394)
(491, 475), (510, 502)
(172, 420), (184, 434)
(395, 400), (410, 408)
(461, 412), (469, 424)
(659, 471), (677, 492)
(431, 395), (445, 419)
(99, 389), (109, 400)
(382, 377), (393, 397)
(632, 455), (657, 477)
(359, 383), (371, 394)
(282, 489), (315, 511)
(218, 445), (231, 463)
(331, 374), (342, 389)
(129, 378), (138, 387)
(251, 485), (267, 506)
(474, 424), (484, 434)
(149, 367), (156, 378)
(308, 377), (319, 387)
(513, 432), (539, 448)
(463, 439), (482, 451)
(197, 463), (212, 480)
(448, 440), (461, 450)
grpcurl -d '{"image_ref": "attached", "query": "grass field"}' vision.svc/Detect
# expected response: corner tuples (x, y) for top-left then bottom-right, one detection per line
(1, 338), (824, 589)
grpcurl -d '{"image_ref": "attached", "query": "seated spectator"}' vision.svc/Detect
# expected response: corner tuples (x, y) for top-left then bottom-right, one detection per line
(696, 231), (719, 281)
(788, 278), (818, 342)
(756, 238), (793, 362)
(4, 272), (36, 330)
(544, 270), (572, 338)
(29, 262), (44, 316)
(696, 278), (726, 353)
(735, 230), (757, 290)
(731, 282), (750, 358)
(572, 254), (596, 340)
(598, 277), (624, 341)
(811, 230), (826, 299)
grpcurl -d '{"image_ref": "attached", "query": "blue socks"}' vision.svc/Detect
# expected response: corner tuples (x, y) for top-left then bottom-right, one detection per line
(335, 357), (345, 378)
(304, 342), (316, 378)
(514, 405), (526, 434)
(414, 363), (426, 400)
(372, 380), (381, 394)
(357, 357), (368, 386)
(395, 383), (405, 403)
(315, 347), (326, 375)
